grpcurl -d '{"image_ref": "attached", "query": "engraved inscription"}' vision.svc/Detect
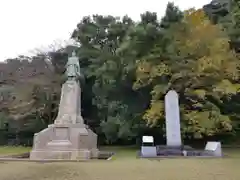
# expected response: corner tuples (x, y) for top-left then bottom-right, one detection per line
(55, 128), (69, 140)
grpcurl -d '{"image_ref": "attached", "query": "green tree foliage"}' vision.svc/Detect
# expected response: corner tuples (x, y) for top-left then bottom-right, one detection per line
(204, 0), (240, 51)
(221, 0), (240, 42)
(71, 15), (149, 143)
(134, 9), (240, 138)
(203, 0), (230, 24)
(204, 0), (240, 136)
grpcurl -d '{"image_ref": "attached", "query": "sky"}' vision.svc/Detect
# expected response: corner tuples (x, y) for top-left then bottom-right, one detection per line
(0, 0), (211, 61)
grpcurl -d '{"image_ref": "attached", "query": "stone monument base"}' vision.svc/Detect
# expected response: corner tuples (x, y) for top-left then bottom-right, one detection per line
(156, 145), (194, 156)
(30, 124), (99, 160)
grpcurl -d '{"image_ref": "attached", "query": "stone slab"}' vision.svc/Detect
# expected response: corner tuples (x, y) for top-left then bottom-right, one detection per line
(204, 141), (222, 157)
(165, 90), (182, 147)
(142, 136), (154, 143)
(141, 146), (157, 157)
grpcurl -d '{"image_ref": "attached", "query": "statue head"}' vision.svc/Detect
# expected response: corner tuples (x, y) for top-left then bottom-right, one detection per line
(72, 51), (76, 57)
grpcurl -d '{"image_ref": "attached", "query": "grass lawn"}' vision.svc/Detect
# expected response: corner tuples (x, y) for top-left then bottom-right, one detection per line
(0, 146), (31, 156)
(0, 146), (239, 180)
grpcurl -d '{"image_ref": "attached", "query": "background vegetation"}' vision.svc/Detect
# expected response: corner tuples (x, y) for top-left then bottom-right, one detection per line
(0, 0), (240, 146)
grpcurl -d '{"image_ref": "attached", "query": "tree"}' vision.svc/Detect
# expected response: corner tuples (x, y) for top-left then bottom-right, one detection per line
(1, 3), (240, 145)
(203, 0), (240, 52)
(203, 0), (230, 24)
(161, 2), (183, 28)
(134, 8), (240, 138)
(222, 0), (240, 41)
(72, 15), (149, 144)
(0, 53), (62, 132)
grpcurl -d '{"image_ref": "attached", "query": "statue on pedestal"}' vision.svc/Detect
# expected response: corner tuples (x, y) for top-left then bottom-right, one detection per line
(30, 50), (99, 160)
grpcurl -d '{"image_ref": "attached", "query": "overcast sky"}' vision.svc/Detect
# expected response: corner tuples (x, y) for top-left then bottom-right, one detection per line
(0, 0), (211, 61)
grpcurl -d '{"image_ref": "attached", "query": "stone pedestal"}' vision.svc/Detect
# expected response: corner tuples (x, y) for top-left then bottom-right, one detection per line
(156, 145), (183, 156)
(30, 80), (99, 160)
(156, 145), (193, 156)
(204, 141), (222, 157)
(30, 124), (99, 160)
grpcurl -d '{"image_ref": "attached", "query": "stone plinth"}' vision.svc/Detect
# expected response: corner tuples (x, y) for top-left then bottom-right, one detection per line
(30, 80), (99, 160)
(54, 80), (84, 125)
(156, 145), (194, 156)
(30, 124), (98, 160)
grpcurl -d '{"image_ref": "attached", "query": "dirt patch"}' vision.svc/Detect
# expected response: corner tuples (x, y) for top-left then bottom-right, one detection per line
(0, 158), (239, 180)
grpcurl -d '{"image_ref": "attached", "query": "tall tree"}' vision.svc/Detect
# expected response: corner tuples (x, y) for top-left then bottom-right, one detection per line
(72, 15), (148, 144)
(134, 8), (239, 138)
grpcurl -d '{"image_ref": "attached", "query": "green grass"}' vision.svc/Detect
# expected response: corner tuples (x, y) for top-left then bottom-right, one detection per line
(0, 146), (31, 156)
(222, 148), (240, 158)
(100, 146), (138, 159)
(0, 146), (239, 180)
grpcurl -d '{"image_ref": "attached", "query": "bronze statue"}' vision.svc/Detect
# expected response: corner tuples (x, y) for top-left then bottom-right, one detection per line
(65, 51), (81, 81)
